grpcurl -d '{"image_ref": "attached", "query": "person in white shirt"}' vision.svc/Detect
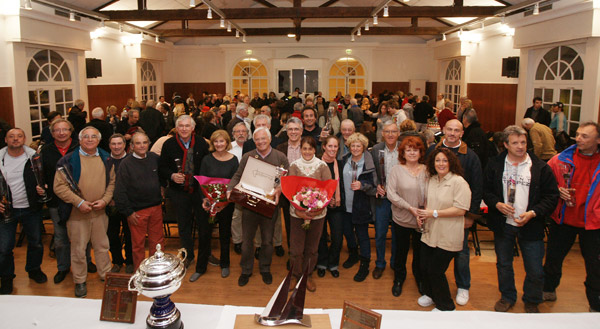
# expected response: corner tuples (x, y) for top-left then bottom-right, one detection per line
(228, 122), (249, 254)
(482, 125), (559, 313)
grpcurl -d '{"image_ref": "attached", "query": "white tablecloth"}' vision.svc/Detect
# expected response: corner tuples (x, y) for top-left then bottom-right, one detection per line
(1, 295), (599, 329)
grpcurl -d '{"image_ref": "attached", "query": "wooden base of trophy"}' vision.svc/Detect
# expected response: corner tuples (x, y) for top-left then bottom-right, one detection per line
(234, 314), (331, 329)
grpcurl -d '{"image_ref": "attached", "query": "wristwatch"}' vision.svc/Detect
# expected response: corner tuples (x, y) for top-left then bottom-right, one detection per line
(433, 210), (439, 218)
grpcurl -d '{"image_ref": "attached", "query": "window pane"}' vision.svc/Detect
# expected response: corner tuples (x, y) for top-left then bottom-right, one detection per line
(34, 50), (49, 66)
(29, 91), (37, 105)
(569, 122), (579, 138)
(55, 90), (63, 103)
(572, 57), (584, 80)
(30, 107), (39, 120)
(65, 89), (73, 101)
(292, 69), (304, 93)
(543, 47), (559, 65)
(570, 106), (580, 122)
(31, 122), (40, 137)
(548, 62), (558, 79)
(27, 61), (38, 82)
(41, 105), (50, 118)
(40, 90), (49, 104)
(543, 89), (553, 103)
(533, 88), (543, 99)
(560, 46), (577, 64)
(39, 65), (49, 81)
(559, 89), (571, 104)
(572, 89), (582, 105)
(56, 104), (64, 115)
(535, 62), (546, 80)
(279, 70), (290, 93)
(306, 70), (318, 94)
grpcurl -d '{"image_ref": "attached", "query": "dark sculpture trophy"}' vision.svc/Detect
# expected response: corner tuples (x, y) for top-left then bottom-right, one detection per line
(0, 173), (13, 224)
(31, 154), (51, 203)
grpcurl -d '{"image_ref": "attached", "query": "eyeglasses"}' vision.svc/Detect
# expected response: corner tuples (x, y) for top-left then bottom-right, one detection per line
(81, 134), (99, 140)
(53, 128), (71, 133)
(382, 130), (399, 135)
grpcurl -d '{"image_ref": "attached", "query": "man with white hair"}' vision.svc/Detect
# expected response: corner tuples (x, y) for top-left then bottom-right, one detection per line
(337, 119), (356, 160)
(139, 99), (166, 144)
(227, 103), (250, 138)
(54, 126), (116, 298)
(242, 114), (283, 154)
(228, 127), (289, 287)
(522, 118), (557, 161)
(159, 115), (209, 269)
(84, 107), (113, 152)
(68, 99), (87, 138)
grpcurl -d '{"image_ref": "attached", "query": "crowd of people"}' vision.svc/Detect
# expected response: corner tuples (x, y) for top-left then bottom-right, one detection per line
(0, 89), (597, 314)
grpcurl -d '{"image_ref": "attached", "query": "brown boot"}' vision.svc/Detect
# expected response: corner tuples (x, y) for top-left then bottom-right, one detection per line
(306, 276), (316, 292)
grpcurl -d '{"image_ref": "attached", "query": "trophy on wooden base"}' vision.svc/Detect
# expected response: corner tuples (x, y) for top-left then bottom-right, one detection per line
(255, 265), (311, 327)
(128, 244), (187, 329)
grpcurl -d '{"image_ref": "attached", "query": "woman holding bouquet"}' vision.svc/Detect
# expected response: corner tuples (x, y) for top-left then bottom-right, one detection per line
(288, 136), (332, 292)
(415, 148), (471, 311)
(341, 133), (376, 282)
(386, 136), (427, 297)
(189, 130), (238, 282)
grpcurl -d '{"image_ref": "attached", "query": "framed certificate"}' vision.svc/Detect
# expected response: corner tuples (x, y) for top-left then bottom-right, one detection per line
(340, 301), (382, 329)
(100, 273), (137, 323)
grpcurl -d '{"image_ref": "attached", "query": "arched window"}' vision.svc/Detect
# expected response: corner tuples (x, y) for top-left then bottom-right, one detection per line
(328, 57), (365, 101)
(443, 59), (462, 113)
(232, 58), (268, 97)
(534, 46), (584, 137)
(140, 61), (157, 101)
(26, 49), (74, 139)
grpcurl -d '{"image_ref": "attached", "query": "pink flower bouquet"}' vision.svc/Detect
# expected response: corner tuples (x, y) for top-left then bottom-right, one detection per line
(281, 176), (337, 229)
(194, 176), (231, 223)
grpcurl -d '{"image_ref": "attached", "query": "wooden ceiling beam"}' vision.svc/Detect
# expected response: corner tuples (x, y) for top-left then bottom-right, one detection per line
(319, 0), (339, 7)
(104, 6), (500, 21)
(253, 0), (276, 8)
(93, 0), (119, 12)
(158, 26), (446, 37)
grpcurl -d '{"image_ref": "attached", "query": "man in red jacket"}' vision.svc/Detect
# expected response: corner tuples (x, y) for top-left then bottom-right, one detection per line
(544, 121), (600, 312)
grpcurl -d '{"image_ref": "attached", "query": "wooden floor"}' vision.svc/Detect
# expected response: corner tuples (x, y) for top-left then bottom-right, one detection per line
(10, 222), (591, 313)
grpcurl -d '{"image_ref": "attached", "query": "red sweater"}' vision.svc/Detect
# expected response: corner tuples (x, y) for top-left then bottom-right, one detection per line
(438, 108), (457, 130)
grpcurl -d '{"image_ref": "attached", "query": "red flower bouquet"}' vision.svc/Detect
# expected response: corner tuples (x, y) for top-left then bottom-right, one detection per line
(281, 176), (338, 229)
(194, 176), (231, 223)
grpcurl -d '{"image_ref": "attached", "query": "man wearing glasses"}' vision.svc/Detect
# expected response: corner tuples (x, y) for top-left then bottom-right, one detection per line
(54, 126), (116, 298)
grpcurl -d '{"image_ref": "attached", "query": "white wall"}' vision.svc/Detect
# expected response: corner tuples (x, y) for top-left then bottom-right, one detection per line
(371, 46), (436, 82)
(164, 47), (226, 83)
(465, 34), (520, 84)
(85, 36), (135, 85)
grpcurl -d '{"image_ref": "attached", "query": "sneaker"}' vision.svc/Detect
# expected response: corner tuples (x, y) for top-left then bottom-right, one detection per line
(208, 255), (220, 267)
(431, 308), (442, 312)
(275, 246), (285, 257)
(53, 270), (69, 284)
(125, 264), (134, 274)
(494, 299), (515, 312)
(75, 282), (87, 298)
(221, 267), (230, 278)
(330, 269), (339, 278)
(524, 302), (540, 313)
(87, 262), (97, 273)
(456, 288), (469, 306)
(111, 264), (122, 273)
(28, 269), (48, 284)
(543, 291), (557, 302)
(418, 295), (434, 307)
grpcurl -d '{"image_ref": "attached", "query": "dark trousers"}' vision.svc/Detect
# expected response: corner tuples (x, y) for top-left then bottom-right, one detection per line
(494, 224), (544, 304)
(342, 213), (358, 250)
(211, 203), (234, 269)
(317, 209), (344, 271)
(194, 207), (211, 274)
(240, 208), (276, 274)
(290, 216), (324, 278)
(355, 222), (371, 259)
(393, 223), (423, 292)
(106, 207), (133, 266)
(420, 243), (457, 311)
(0, 207), (43, 278)
(543, 221), (600, 311)
(168, 188), (202, 261)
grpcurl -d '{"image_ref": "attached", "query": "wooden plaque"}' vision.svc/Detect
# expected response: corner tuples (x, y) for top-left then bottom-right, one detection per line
(340, 301), (381, 329)
(100, 273), (137, 323)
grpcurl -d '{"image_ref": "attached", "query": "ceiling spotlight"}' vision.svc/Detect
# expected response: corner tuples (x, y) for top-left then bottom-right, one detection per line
(220, 18), (225, 28)
(69, 12), (75, 22)
(442, 33), (446, 41)
(236, 30), (239, 38)
(99, 20), (105, 28)
(242, 35), (247, 43)
(23, 0), (33, 10)
(365, 23), (369, 31)
(533, 3), (539, 15)
(287, 33), (296, 38)
(357, 27), (361, 36)
(383, 5), (389, 18)
(351, 34), (355, 42)
(155, 35), (159, 43)
(501, 14), (506, 25)
(373, 15), (378, 25)
(189, 0), (195, 7)
(119, 24), (123, 33)
(458, 28), (463, 37)
(404, 0), (409, 2)
(207, 8), (212, 19)
(227, 22), (232, 32)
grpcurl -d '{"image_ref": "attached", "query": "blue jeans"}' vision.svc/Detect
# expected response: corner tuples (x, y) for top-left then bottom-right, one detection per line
(374, 199), (396, 269)
(317, 209), (344, 271)
(0, 207), (44, 277)
(453, 229), (471, 290)
(355, 223), (371, 259)
(49, 207), (71, 271)
(494, 223), (544, 304)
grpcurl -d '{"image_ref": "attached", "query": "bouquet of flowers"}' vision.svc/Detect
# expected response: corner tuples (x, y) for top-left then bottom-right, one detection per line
(281, 176), (338, 230)
(194, 176), (231, 223)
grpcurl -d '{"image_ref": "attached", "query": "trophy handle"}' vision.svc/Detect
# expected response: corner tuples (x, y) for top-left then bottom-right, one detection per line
(128, 273), (141, 294)
(177, 248), (187, 262)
